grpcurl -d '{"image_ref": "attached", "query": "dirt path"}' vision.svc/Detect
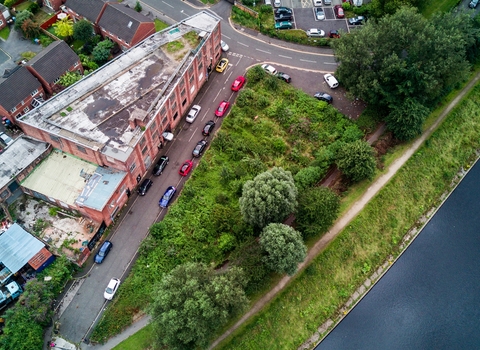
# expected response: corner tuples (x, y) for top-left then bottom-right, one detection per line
(209, 72), (480, 349)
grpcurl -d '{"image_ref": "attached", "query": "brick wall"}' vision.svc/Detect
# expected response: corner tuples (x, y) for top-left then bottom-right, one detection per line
(130, 22), (156, 47)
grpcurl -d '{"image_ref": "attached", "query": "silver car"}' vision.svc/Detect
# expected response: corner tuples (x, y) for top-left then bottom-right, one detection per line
(186, 105), (201, 123)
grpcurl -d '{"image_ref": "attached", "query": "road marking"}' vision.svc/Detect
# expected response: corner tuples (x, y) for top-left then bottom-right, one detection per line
(238, 42), (249, 47)
(222, 34), (231, 40)
(279, 55), (292, 59)
(324, 62), (338, 65)
(256, 48), (271, 54)
(201, 108), (210, 121)
(161, 1), (173, 7)
(226, 70), (233, 81)
(213, 89), (221, 102)
(300, 59), (317, 63)
(189, 128), (198, 142)
(236, 56), (243, 66)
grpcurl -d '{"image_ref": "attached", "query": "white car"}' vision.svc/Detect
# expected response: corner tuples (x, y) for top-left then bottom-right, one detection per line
(261, 64), (277, 75)
(162, 132), (174, 141)
(313, 0), (322, 5)
(274, 0), (281, 7)
(186, 105), (201, 123)
(0, 133), (13, 147)
(324, 73), (339, 89)
(221, 40), (229, 52)
(306, 28), (325, 37)
(104, 278), (120, 300)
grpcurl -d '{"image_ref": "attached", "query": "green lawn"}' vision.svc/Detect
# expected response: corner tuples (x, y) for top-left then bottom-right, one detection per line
(154, 19), (168, 32)
(0, 26), (10, 40)
(112, 323), (153, 350)
(419, 0), (459, 17)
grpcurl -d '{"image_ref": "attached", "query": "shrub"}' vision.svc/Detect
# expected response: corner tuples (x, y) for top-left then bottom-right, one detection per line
(294, 166), (326, 190)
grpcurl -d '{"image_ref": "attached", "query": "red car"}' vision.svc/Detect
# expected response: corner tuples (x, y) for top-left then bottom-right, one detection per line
(178, 160), (193, 176)
(231, 76), (246, 91)
(215, 100), (230, 117)
(334, 5), (344, 18)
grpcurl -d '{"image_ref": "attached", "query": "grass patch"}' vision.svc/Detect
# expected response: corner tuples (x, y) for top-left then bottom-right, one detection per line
(154, 18), (168, 32)
(419, 0), (459, 18)
(0, 26), (10, 40)
(111, 323), (154, 350)
(215, 76), (480, 349)
(164, 40), (184, 53)
(71, 40), (84, 51)
(15, 1), (32, 11)
(91, 66), (363, 343)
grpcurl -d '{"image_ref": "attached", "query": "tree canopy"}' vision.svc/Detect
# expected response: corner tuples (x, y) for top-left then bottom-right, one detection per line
(53, 17), (74, 38)
(92, 39), (114, 63)
(332, 7), (475, 140)
(259, 223), (307, 276)
(336, 140), (376, 182)
(73, 20), (93, 42)
(149, 262), (248, 350)
(296, 187), (340, 238)
(239, 167), (297, 228)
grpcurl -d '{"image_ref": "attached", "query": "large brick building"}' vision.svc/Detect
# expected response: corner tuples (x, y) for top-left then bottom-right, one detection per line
(17, 11), (223, 226)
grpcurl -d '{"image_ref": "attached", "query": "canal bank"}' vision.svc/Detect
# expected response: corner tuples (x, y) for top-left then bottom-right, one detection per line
(314, 155), (480, 349)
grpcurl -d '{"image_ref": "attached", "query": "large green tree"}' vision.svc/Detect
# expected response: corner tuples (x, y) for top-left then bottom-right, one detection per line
(14, 10), (32, 30)
(149, 262), (248, 350)
(92, 39), (114, 63)
(53, 17), (74, 38)
(259, 223), (307, 276)
(336, 140), (376, 183)
(296, 187), (340, 238)
(239, 167), (297, 228)
(73, 19), (93, 42)
(332, 7), (474, 140)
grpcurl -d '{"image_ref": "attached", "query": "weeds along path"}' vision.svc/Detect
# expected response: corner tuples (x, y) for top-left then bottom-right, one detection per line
(209, 71), (480, 349)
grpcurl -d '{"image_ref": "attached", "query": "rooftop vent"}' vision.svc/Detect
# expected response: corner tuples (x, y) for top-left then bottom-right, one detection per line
(127, 21), (132, 29)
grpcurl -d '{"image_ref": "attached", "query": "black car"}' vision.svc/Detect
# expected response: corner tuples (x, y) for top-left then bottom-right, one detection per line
(276, 72), (291, 83)
(275, 7), (292, 15)
(193, 140), (208, 157)
(153, 156), (169, 176)
(314, 92), (333, 104)
(202, 120), (216, 136)
(275, 13), (293, 21)
(138, 178), (153, 196)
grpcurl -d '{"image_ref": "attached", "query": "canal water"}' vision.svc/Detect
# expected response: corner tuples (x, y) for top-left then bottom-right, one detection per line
(316, 161), (480, 350)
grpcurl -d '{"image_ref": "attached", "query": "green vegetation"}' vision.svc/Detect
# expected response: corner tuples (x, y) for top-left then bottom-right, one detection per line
(0, 26), (10, 40)
(112, 324), (153, 350)
(418, 0), (459, 17)
(0, 256), (75, 349)
(164, 40), (184, 53)
(216, 73), (480, 350)
(91, 65), (357, 343)
(184, 30), (201, 48)
(154, 19), (168, 32)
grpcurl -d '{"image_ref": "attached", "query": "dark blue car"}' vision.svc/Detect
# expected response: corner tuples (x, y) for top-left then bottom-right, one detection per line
(159, 186), (176, 208)
(95, 240), (112, 264)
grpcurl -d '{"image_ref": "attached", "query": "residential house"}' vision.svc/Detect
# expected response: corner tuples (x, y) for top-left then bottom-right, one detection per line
(97, 3), (155, 50)
(0, 66), (45, 124)
(42, 0), (65, 12)
(62, 0), (107, 26)
(0, 4), (11, 30)
(26, 41), (84, 95)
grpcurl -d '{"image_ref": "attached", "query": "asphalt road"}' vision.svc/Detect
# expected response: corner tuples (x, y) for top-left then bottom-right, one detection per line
(58, 0), (339, 344)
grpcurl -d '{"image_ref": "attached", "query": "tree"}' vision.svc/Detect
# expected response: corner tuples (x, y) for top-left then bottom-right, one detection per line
(294, 166), (325, 191)
(336, 140), (376, 182)
(14, 10), (33, 30)
(73, 20), (93, 42)
(149, 262), (248, 350)
(239, 167), (297, 228)
(92, 39), (114, 63)
(53, 17), (74, 38)
(134, 1), (142, 12)
(332, 7), (472, 139)
(20, 19), (40, 39)
(259, 223), (307, 276)
(58, 71), (82, 87)
(386, 98), (430, 140)
(296, 187), (340, 238)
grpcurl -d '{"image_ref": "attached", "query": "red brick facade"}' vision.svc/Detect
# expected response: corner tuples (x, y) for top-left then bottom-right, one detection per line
(100, 21), (156, 50)
(43, 0), (65, 12)
(0, 87), (45, 124)
(26, 61), (83, 95)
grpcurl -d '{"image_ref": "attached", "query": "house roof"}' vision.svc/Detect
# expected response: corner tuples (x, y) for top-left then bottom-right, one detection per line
(0, 223), (45, 274)
(0, 135), (50, 189)
(64, 0), (107, 22)
(0, 66), (42, 111)
(98, 3), (153, 44)
(26, 41), (80, 84)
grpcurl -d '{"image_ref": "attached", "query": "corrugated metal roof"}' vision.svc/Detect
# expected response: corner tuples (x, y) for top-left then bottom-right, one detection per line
(0, 223), (44, 273)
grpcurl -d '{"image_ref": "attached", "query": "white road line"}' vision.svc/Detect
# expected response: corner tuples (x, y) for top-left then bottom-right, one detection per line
(161, 1), (173, 8)
(236, 56), (243, 66)
(189, 128), (198, 142)
(324, 62), (338, 65)
(279, 55), (292, 59)
(222, 34), (231, 40)
(213, 89), (222, 103)
(256, 48), (271, 54)
(226, 70), (233, 81)
(238, 42), (249, 47)
(300, 59), (317, 63)
(201, 108), (210, 121)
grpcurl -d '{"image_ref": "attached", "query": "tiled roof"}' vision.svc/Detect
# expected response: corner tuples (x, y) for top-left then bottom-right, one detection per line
(0, 66), (42, 111)
(26, 41), (80, 83)
(64, 0), (107, 22)
(98, 3), (152, 44)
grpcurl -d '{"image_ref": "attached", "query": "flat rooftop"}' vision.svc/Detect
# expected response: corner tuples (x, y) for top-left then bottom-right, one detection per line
(21, 150), (127, 210)
(19, 11), (220, 162)
(0, 136), (50, 189)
